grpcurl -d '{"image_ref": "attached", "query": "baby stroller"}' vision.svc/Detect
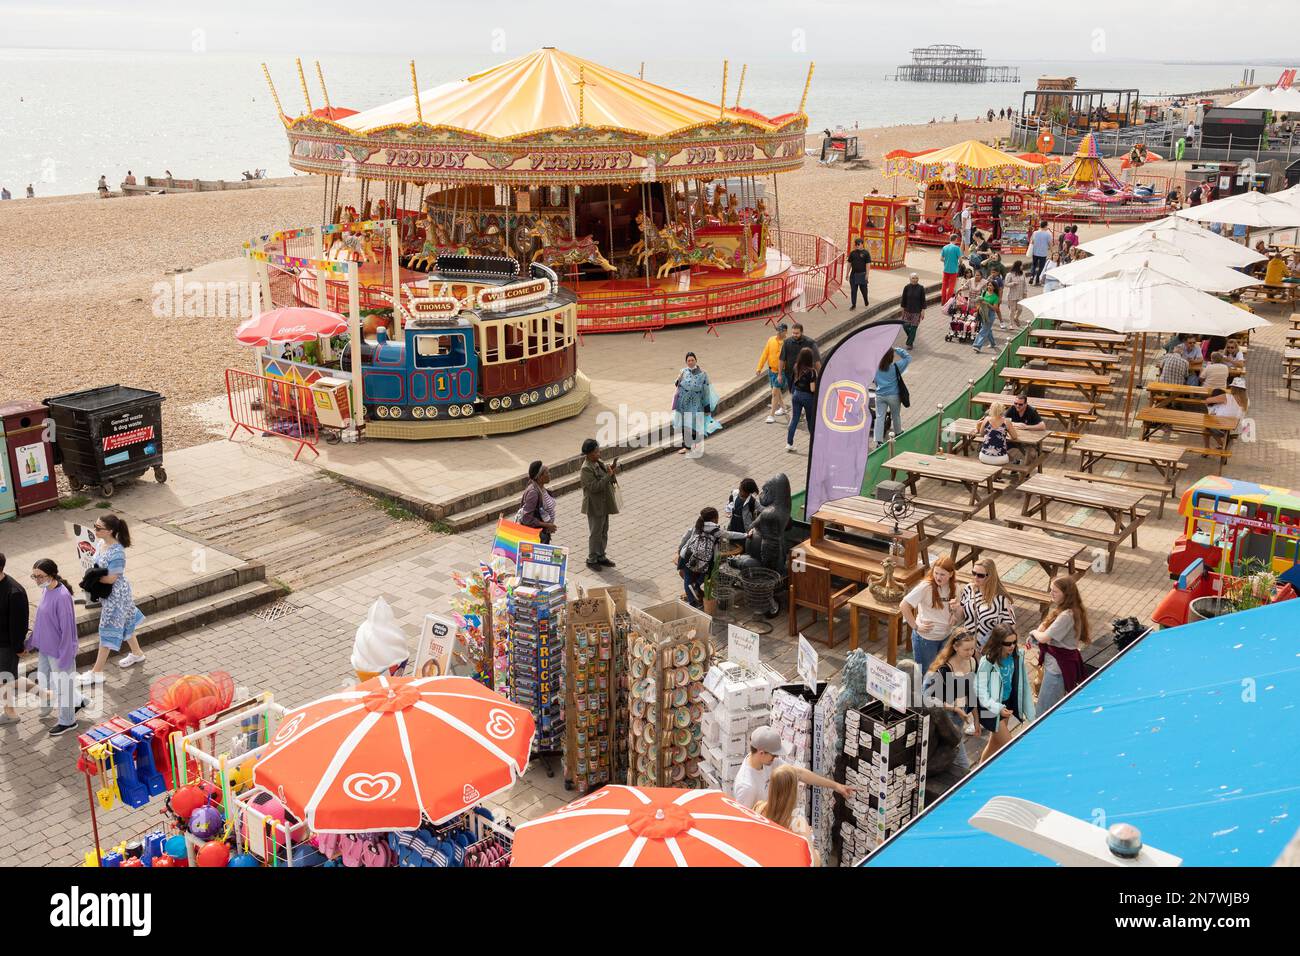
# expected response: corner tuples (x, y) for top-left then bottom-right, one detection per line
(943, 292), (979, 344)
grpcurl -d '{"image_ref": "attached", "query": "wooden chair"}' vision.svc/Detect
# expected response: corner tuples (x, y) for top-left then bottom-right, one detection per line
(787, 556), (856, 648)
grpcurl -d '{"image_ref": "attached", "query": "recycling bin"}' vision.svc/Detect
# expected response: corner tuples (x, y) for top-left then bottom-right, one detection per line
(0, 400), (58, 516)
(44, 386), (166, 498)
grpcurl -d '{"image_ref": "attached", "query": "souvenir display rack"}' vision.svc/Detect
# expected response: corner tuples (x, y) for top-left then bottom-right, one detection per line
(628, 600), (713, 788)
(835, 700), (929, 865)
(508, 583), (567, 762)
(770, 682), (828, 822)
(564, 592), (616, 792)
(811, 684), (841, 865)
(699, 658), (784, 791)
(586, 586), (632, 784)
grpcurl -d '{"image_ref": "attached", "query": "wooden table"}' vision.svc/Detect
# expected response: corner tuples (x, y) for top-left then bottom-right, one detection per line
(1145, 381), (1213, 409)
(1000, 366), (1115, 404)
(1136, 408), (1238, 472)
(1071, 434), (1188, 515)
(943, 519), (1090, 613)
(970, 392), (1101, 436)
(1285, 329), (1300, 346)
(884, 451), (1004, 519)
(1016, 346), (1122, 376)
(811, 496), (934, 568)
(1237, 283), (1299, 307)
(1028, 328), (1129, 352)
(1285, 346), (1300, 400)
(943, 418), (1051, 477)
(847, 589), (906, 663)
(1290, 313), (1300, 330)
(1009, 474), (1148, 571)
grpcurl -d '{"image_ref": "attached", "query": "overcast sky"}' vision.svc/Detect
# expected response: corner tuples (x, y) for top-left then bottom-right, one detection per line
(4, 0), (1296, 61)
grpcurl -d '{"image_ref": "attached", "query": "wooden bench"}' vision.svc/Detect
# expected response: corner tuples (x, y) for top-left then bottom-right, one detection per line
(1061, 470), (1175, 518)
(1003, 511), (1149, 572)
(906, 496), (978, 520)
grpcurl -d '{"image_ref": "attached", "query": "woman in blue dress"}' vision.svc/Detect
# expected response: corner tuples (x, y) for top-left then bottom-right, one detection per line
(78, 513), (146, 685)
(673, 352), (712, 456)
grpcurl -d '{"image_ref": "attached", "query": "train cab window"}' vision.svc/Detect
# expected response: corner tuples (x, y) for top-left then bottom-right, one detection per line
(504, 321), (526, 360)
(414, 333), (466, 369)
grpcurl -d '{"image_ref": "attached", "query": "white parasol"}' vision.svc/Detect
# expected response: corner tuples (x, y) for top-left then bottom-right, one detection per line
(1175, 190), (1300, 229)
(1045, 240), (1259, 294)
(1078, 217), (1265, 267)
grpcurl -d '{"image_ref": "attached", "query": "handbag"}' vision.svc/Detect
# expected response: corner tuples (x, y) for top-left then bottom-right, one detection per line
(895, 365), (911, 408)
(611, 479), (624, 513)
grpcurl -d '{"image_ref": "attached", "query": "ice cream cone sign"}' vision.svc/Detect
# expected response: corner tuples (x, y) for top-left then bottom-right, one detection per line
(351, 597), (410, 683)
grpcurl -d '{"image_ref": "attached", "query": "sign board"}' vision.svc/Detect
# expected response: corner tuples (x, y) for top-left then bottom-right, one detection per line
(726, 624), (761, 673)
(413, 612), (457, 678)
(796, 634), (818, 692)
(866, 654), (910, 712)
(517, 541), (568, 587)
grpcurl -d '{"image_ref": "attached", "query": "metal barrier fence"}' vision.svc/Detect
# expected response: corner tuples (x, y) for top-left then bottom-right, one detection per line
(224, 368), (320, 461)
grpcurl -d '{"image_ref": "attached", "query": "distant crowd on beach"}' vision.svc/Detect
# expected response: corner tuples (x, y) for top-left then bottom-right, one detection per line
(928, 107), (1019, 125)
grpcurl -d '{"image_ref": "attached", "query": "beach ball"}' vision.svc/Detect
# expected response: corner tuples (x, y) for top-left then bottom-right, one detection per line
(227, 853), (260, 868)
(164, 835), (188, 859)
(170, 785), (206, 820)
(196, 841), (230, 868)
(188, 805), (224, 840)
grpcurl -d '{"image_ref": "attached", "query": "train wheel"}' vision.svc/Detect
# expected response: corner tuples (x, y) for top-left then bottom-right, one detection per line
(461, 404), (474, 417)
(412, 406), (426, 419)
(529, 391), (540, 404)
(448, 405), (461, 418)
(375, 405), (390, 418)
(501, 396), (512, 409)
(519, 392), (529, 406)
(488, 397), (501, 411)
(390, 406), (404, 419)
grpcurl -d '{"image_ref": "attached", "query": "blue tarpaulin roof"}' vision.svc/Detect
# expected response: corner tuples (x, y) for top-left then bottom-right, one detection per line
(865, 600), (1300, 867)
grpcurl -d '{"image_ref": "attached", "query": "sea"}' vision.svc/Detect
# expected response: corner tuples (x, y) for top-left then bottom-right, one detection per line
(0, 48), (1278, 198)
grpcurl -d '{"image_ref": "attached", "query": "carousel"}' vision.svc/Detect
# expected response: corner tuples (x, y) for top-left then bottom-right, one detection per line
(1037, 133), (1171, 222)
(885, 140), (1047, 254)
(266, 49), (820, 334)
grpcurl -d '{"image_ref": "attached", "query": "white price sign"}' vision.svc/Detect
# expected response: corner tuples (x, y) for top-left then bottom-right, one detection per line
(867, 654), (910, 712)
(796, 634), (818, 692)
(727, 624), (760, 673)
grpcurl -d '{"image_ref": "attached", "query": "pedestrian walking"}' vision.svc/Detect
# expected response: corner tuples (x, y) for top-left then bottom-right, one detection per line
(26, 560), (88, 737)
(755, 323), (788, 423)
(77, 514), (146, 685)
(1002, 260), (1027, 328)
(940, 233), (962, 303)
(579, 439), (619, 570)
(516, 461), (557, 544)
(785, 347), (818, 452)
(872, 346), (911, 447)
(848, 238), (871, 309)
(971, 277), (999, 354)
(1028, 220), (1053, 284)
(672, 351), (712, 455)
(960, 205), (973, 249)
(0, 553), (30, 725)
(898, 273), (926, 348)
(779, 322), (820, 380)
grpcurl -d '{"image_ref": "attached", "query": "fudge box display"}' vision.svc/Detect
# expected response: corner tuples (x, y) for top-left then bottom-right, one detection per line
(770, 682), (829, 822)
(507, 583), (567, 755)
(835, 700), (929, 864)
(564, 592), (617, 793)
(628, 600), (713, 789)
(585, 586), (632, 785)
(699, 659), (784, 791)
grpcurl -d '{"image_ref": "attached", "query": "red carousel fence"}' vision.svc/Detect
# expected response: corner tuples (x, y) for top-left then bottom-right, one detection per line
(224, 368), (320, 461)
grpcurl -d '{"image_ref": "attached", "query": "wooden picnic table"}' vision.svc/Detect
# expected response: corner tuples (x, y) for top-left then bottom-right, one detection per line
(1009, 474), (1148, 572)
(943, 519), (1091, 613)
(884, 450), (1004, 520)
(943, 418), (1051, 477)
(1285, 329), (1300, 345)
(1000, 366), (1115, 404)
(1285, 346), (1300, 400)
(1071, 434), (1187, 514)
(1016, 346), (1122, 376)
(811, 496), (934, 568)
(1136, 408), (1238, 472)
(1236, 283), (1299, 307)
(1290, 313), (1300, 330)
(1145, 381), (1213, 409)
(1028, 328), (1129, 353)
(970, 391), (1101, 436)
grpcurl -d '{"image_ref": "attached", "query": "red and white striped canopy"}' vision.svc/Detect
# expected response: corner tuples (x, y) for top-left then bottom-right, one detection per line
(510, 785), (813, 867)
(235, 306), (349, 346)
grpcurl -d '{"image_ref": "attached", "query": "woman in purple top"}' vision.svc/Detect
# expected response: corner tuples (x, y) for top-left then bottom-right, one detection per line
(26, 559), (87, 736)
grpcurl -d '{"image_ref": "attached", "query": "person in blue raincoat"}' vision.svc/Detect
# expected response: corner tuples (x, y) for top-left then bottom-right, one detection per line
(673, 352), (720, 455)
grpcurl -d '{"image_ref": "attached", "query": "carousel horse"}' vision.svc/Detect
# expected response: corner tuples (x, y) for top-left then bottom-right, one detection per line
(630, 211), (670, 267)
(407, 217), (459, 271)
(523, 217), (616, 273)
(326, 231), (379, 263)
(655, 230), (734, 278)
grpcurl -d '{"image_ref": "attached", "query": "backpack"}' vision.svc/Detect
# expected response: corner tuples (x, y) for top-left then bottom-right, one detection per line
(680, 528), (717, 574)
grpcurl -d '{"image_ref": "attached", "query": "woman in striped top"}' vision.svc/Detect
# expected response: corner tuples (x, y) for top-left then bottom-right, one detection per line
(959, 558), (1016, 648)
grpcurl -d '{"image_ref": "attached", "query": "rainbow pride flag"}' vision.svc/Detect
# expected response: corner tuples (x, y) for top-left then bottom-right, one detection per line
(492, 518), (541, 567)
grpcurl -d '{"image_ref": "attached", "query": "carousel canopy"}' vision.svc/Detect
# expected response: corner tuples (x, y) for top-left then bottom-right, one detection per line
(886, 139), (1046, 189)
(281, 48), (808, 187)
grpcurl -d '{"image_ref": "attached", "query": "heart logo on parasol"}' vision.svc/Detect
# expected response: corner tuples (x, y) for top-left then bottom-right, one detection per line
(343, 771), (402, 802)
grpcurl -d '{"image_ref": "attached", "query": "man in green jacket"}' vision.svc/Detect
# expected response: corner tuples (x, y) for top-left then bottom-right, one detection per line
(579, 438), (619, 569)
